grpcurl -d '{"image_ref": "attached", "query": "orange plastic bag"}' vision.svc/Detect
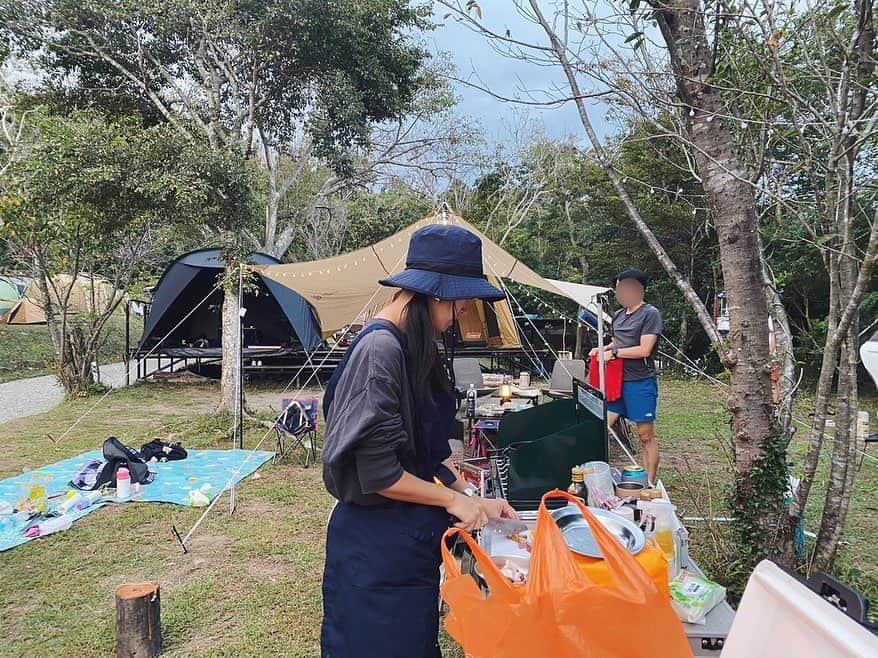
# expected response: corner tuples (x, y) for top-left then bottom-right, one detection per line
(441, 491), (693, 658)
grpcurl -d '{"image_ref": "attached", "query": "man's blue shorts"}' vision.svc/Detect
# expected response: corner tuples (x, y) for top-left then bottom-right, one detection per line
(607, 377), (659, 424)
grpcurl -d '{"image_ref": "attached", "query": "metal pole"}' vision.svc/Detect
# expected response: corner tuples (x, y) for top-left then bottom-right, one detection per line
(238, 264), (244, 451)
(596, 296), (606, 396)
(124, 301), (131, 386)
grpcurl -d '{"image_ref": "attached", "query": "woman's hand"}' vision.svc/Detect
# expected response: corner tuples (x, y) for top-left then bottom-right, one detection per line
(480, 497), (519, 520)
(589, 347), (599, 357)
(446, 493), (489, 532)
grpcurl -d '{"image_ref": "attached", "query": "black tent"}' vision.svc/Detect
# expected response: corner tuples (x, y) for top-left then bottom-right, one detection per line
(139, 249), (323, 353)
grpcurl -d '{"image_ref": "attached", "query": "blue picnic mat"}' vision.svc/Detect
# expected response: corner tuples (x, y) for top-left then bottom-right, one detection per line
(0, 449), (273, 552)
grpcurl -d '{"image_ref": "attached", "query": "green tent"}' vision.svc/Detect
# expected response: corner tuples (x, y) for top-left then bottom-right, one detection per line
(0, 276), (24, 320)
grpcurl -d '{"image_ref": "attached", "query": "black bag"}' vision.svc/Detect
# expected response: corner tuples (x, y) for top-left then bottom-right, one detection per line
(70, 437), (156, 491)
(140, 439), (188, 462)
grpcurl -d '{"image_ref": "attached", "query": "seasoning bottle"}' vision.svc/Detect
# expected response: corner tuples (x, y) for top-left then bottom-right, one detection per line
(466, 384), (477, 419)
(567, 467), (588, 503)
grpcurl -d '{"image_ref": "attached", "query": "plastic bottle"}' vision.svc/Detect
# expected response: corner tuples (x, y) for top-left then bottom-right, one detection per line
(466, 384), (477, 419)
(650, 500), (680, 578)
(24, 514), (73, 538)
(57, 491), (83, 514)
(116, 467), (131, 500)
(82, 490), (103, 507)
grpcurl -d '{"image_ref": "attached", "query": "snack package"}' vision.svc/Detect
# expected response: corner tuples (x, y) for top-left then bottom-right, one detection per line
(669, 570), (726, 624)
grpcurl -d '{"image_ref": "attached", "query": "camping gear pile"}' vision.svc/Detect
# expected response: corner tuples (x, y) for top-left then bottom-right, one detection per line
(0, 436), (272, 552)
(447, 381), (739, 656)
(442, 491), (694, 658)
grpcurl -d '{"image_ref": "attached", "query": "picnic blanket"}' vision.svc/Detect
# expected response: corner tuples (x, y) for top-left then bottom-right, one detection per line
(0, 448), (273, 552)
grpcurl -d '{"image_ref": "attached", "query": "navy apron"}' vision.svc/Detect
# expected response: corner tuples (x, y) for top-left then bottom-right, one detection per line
(321, 323), (456, 658)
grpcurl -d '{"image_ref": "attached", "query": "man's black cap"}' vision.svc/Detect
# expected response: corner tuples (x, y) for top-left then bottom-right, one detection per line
(612, 268), (649, 289)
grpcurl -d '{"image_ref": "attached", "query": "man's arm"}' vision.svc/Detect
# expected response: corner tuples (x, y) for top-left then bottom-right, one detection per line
(590, 340), (616, 356)
(614, 334), (658, 359)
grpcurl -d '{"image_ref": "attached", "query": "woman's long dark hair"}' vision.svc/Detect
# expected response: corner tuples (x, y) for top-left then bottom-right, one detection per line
(402, 293), (452, 404)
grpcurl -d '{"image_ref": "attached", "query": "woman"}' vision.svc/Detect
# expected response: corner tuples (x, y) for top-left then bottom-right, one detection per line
(320, 224), (517, 658)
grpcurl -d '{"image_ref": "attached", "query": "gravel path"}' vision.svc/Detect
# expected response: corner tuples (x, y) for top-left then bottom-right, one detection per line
(0, 360), (163, 425)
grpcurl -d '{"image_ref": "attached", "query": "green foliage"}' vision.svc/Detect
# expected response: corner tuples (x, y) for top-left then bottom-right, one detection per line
(728, 423), (791, 588)
(343, 184), (435, 250)
(1, 0), (433, 171)
(0, 111), (255, 249)
(0, 109), (257, 392)
(464, 121), (721, 366)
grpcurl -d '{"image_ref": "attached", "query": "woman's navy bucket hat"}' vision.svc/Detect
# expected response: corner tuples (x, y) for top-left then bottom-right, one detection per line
(379, 224), (505, 302)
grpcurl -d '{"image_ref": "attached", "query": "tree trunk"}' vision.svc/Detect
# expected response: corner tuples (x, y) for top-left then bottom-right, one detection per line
(264, 190), (281, 257)
(676, 314), (688, 363)
(217, 282), (241, 413)
(758, 234), (797, 433)
(814, 317), (859, 571)
(115, 582), (162, 658)
(527, 0), (727, 359)
(654, 0), (786, 562)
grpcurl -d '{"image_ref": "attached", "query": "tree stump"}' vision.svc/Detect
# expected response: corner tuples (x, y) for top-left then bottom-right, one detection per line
(115, 582), (162, 657)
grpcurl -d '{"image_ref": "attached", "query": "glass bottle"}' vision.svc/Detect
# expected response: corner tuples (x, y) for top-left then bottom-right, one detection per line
(567, 467), (588, 502)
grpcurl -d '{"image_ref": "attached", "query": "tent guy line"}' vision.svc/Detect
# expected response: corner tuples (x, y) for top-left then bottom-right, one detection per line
(177, 244), (412, 550)
(50, 279), (225, 444)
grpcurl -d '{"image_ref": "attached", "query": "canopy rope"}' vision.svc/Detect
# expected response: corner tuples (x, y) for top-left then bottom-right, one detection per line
(178, 245), (411, 549)
(52, 278), (225, 443)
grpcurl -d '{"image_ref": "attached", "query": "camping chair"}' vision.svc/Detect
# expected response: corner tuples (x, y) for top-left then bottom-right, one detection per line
(453, 358), (494, 398)
(274, 398), (319, 467)
(858, 432), (878, 469)
(542, 358), (586, 400)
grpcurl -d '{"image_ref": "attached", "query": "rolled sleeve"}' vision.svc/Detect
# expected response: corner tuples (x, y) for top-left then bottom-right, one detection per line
(335, 373), (410, 495)
(321, 328), (417, 502)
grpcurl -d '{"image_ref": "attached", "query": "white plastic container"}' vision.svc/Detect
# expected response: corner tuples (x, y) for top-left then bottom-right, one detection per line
(116, 467), (131, 500)
(649, 499), (680, 578)
(581, 461), (615, 506)
(57, 491), (83, 514)
(723, 560), (878, 657)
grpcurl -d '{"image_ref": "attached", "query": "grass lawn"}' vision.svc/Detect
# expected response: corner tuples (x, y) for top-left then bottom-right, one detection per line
(0, 378), (876, 656)
(0, 313), (131, 383)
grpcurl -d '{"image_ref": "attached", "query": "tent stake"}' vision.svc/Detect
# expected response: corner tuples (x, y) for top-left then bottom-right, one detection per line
(171, 525), (188, 554)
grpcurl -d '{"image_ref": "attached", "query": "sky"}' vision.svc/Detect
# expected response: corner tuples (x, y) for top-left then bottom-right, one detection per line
(427, 3), (613, 145)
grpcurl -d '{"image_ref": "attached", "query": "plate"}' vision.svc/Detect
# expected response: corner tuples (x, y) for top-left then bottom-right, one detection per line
(551, 505), (645, 559)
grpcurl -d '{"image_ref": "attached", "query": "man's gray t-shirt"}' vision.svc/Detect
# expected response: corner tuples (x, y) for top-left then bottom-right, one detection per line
(612, 303), (663, 381)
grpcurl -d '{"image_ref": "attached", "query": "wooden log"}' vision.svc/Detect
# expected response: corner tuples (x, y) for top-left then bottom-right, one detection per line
(115, 582), (162, 657)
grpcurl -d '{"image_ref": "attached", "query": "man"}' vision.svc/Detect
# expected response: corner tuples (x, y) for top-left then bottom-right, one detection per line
(591, 268), (663, 483)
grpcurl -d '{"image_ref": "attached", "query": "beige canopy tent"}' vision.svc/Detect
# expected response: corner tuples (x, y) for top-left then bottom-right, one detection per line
(257, 208), (610, 344)
(455, 278), (521, 348)
(1, 274), (124, 325)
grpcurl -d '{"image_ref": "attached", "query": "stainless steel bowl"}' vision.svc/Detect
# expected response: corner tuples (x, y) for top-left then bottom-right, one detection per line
(551, 504), (646, 559)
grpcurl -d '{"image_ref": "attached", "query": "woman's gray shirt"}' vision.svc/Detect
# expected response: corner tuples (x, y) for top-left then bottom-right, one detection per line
(322, 326), (418, 506)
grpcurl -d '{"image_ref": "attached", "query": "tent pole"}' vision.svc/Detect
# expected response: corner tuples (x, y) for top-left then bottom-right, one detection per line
(238, 263), (245, 451)
(597, 294), (607, 396)
(231, 262), (244, 517)
(124, 301), (131, 386)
